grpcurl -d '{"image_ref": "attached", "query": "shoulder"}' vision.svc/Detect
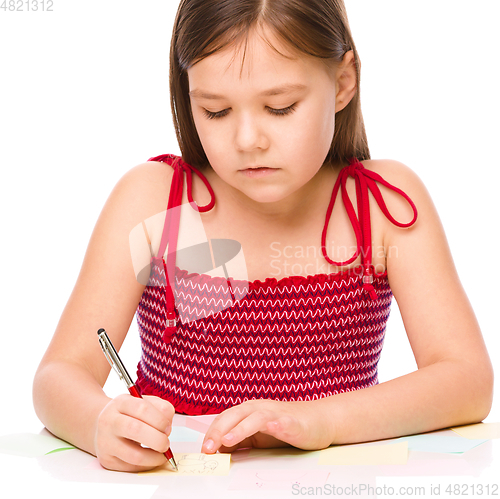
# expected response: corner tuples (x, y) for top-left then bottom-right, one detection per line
(360, 158), (435, 229)
(361, 158), (427, 196)
(115, 159), (174, 200)
(105, 159), (175, 228)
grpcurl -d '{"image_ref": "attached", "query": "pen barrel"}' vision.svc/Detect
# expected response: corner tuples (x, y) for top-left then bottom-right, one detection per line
(98, 329), (177, 471)
(128, 384), (142, 399)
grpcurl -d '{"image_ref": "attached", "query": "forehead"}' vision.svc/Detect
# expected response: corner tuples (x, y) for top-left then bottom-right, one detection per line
(187, 26), (334, 93)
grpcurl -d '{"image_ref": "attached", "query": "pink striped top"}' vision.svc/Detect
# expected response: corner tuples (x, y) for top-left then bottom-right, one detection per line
(135, 154), (418, 415)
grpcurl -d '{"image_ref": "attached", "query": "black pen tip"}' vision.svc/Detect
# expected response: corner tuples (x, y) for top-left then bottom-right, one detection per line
(97, 328), (105, 335)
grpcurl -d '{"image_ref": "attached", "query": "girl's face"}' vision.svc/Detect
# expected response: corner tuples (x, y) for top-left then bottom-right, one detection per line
(187, 27), (347, 210)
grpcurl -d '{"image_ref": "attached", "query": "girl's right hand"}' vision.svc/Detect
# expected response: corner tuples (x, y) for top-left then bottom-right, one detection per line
(94, 394), (175, 472)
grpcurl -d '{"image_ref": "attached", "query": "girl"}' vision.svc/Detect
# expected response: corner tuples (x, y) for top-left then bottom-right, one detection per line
(32, 0), (493, 473)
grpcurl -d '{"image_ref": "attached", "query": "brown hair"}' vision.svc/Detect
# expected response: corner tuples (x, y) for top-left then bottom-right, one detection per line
(170, 0), (370, 169)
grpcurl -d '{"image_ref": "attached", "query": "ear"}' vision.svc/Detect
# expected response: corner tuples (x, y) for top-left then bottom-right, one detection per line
(335, 50), (357, 113)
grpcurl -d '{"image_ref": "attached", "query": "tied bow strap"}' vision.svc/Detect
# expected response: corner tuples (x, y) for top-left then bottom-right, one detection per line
(321, 158), (418, 300)
(149, 154), (215, 344)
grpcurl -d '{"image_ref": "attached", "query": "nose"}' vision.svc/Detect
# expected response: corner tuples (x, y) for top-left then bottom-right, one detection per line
(233, 113), (269, 152)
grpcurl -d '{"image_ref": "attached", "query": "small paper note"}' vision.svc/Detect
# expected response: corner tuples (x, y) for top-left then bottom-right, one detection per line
(139, 453), (231, 476)
(451, 423), (500, 440)
(0, 433), (75, 458)
(398, 434), (487, 454)
(229, 469), (330, 490)
(318, 441), (408, 465)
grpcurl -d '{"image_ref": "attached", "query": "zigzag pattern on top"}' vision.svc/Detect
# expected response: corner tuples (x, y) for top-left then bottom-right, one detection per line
(135, 261), (392, 415)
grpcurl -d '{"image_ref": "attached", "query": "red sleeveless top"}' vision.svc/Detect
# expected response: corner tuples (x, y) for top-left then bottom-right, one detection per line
(135, 154), (417, 415)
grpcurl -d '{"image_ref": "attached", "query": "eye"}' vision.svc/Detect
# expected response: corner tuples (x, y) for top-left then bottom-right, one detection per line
(267, 103), (298, 117)
(203, 108), (230, 120)
(202, 103), (298, 120)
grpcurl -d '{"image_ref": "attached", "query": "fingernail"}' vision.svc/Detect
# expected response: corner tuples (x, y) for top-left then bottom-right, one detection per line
(223, 432), (234, 442)
(165, 425), (172, 436)
(204, 439), (214, 452)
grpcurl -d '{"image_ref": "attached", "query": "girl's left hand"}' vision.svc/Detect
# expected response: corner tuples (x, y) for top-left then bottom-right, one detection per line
(201, 399), (334, 454)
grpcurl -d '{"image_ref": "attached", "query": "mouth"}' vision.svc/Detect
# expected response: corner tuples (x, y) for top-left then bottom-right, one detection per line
(241, 165), (273, 170)
(239, 166), (279, 178)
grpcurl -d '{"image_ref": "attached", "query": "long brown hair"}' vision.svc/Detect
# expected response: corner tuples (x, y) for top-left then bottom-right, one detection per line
(170, 0), (370, 169)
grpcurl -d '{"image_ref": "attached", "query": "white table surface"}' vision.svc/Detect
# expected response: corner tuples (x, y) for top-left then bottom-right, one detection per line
(1, 416), (499, 499)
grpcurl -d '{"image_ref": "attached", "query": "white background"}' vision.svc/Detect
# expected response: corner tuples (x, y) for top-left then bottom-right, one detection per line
(0, 0), (498, 440)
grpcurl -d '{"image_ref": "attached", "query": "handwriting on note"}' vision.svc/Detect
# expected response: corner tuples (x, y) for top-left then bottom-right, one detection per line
(139, 453), (231, 476)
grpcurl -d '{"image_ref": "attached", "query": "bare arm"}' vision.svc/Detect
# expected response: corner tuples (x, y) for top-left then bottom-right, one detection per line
(199, 160), (493, 452)
(33, 162), (176, 470)
(316, 160), (493, 443)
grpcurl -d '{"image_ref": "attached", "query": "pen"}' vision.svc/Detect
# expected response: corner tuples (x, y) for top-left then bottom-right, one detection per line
(97, 328), (178, 471)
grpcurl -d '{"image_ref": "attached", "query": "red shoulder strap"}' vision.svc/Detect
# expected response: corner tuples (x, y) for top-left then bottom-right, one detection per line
(321, 158), (418, 300)
(147, 154), (215, 343)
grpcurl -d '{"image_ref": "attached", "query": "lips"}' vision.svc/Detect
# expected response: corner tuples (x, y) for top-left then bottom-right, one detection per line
(239, 166), (279, 178)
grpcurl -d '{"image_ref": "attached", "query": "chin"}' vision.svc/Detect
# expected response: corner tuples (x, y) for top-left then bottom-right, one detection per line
(242, 188), (291, 205)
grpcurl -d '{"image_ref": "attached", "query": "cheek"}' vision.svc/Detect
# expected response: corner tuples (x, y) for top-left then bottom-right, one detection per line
(312, 103), (336, 156)
(316, 99), (336, 141)
(283, 106), (335, 158)
(193, 116), (226, 160)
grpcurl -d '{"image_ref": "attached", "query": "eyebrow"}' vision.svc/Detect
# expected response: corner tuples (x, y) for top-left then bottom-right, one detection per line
(189, 83), (308, 100)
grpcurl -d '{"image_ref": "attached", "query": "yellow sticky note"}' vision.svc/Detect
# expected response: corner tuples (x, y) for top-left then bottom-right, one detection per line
(451, 423), (500, 440)
(139, 453), (231, 476)
(318, 441), (408, 466)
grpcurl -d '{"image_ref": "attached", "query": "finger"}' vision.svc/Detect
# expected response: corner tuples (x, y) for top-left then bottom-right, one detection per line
(266, 416), (303, 442)
(116, 437), (168, 468)
(202, 404), (257, 453)
(143, 395), (175, 420)
(218, 433), (288, 453)
(215, 417), (303, 453)
(100, 438), (167, 472)
(115, 412), (171, 454)
(217, 436), (255, 453)
(203, 408), (272, 453)
(266, 416), (322, 450)
(99, 455), (152, 473)
(143, 395), (175, 434)
(115, 394), (171, 433)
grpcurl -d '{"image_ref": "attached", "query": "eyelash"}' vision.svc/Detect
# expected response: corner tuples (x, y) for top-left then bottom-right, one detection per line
(202, 104), (297, 120)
